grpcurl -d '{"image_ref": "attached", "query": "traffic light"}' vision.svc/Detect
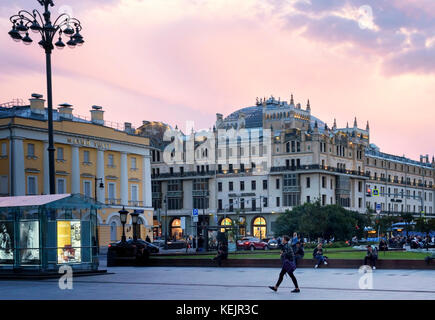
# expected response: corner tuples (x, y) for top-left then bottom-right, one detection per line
(366, 187), (371, 197)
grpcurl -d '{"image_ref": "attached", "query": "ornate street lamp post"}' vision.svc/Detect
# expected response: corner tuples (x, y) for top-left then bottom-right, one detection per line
(8, 0), (84, 194)
(130, 211), (139, 241)
(119, 207), (128, 243)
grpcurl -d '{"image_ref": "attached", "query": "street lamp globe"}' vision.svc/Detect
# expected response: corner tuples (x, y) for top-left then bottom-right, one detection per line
(55, 37), (65, 49)
(22, 32), (33, 45)
(130, 212), (139, 225)
(119, 207), (129, 224)
(66, 37), (76, 49)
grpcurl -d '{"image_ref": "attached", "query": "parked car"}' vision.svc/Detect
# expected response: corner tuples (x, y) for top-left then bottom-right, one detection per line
(237, 237), (269, 251)
(267, 239), (279, 250)
(107, 239), (159, 266)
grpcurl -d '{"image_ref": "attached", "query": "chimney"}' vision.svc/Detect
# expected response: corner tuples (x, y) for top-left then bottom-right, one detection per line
(58, 103), (73, 120)
(29, 93), (45, 114)
(90, 105), (104, 125)
(124, 122), (134, 134)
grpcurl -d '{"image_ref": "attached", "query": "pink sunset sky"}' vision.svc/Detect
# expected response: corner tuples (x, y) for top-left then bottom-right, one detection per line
(0, 0), (434, 161)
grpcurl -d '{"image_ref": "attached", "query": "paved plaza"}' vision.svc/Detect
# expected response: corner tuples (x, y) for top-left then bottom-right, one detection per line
(1, 258), (434, 300)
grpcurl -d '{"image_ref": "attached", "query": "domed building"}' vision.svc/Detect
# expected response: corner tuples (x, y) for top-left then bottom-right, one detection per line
(148, 94), (434, 247)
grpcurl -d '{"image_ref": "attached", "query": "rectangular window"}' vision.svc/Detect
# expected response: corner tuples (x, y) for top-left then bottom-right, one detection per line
(27, 143), (35, 157)
(84, 150), (90, 163)
(358, 197), (362, 208)
(251, 180), (256, 190)
(251, 198), (256, 211)
(240, 181), (245, 191)
(218, 199), (223, 210)
(276, 179), (280, 189)
(307, 196), (311, 203)
(56, 178), (65, 194)
(229, 199), (234, 211)
(306, 177), (311, 188)
(83, 180), (91, 197)
(263, 180), (268, 190)
(229, 181), (233, 191)
(322, 176), (326, 188)
(108, 183), (116, 200)
(108, 154), (114, 167)
(1, 142), (6, 156)
(27, 176), (37, 195)
(358, 181), (362, 193)
(218, 182), (222, 192)
(131, 185), (138, 202)
(0, 176), (8, 195)
(57, 147), (64, 160)
(276, 197), (280, 207)
(263, 197), (268, 208)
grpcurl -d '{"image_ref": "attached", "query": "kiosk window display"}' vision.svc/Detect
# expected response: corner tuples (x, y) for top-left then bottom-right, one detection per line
(57, 221), (81, 264)
(0, 194), (100, 273)
(0, 222), (14, 265)
(19, 221), (40, 265)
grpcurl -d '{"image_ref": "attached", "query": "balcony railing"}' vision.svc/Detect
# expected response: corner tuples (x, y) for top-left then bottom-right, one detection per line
(271, 164), (370, 178)
(105, 198), (121, 205)
(152, 170), (216, 179)
(128, 200), (144, 207)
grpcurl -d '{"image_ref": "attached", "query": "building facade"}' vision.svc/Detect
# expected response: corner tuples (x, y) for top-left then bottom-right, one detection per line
(0, 94), (154, 246)
(144, 95), (435, 241)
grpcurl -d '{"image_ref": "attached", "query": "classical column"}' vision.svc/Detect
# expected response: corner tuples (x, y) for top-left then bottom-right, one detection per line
(120, 152), (128, 206)
(97, 149), (105, 202)
(43, 141), (50, 194)
(71, 145), (80, 194)
(12, 137), (25, 196)
(142, 155), (152, 208)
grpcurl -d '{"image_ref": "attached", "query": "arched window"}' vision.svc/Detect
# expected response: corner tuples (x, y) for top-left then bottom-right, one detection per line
(170, 218), (183, 240)
(252, 217), (267, 240)
(220, 217), (232, 233)
(110, 221), (117, 241)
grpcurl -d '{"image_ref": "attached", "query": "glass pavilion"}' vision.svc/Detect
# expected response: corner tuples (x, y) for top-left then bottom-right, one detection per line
(0, 194), (99, 273)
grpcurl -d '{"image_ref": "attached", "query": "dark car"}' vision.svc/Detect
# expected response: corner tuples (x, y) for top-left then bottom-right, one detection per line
(236, 237), (269, 251)
(107, 239), (159, 266)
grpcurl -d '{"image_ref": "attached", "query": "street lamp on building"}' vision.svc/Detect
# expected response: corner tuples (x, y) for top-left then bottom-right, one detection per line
(94, 178), (104, 202)
(8, 0), (84, 194)
(130, 211), (139, 241)
(119, 206), (128, 243)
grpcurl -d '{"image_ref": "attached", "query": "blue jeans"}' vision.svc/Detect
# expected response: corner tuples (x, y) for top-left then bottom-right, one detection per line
(315, 255), (325, 265)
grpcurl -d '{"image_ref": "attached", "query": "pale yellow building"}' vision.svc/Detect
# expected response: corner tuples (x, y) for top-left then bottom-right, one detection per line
(0, 94), (154, 247)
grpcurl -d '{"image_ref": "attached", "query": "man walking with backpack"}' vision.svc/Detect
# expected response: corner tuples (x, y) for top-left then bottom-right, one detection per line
(269, 235), (300, 293)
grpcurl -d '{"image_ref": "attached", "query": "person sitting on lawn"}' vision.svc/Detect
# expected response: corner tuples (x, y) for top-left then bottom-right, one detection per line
(425, 252), (435, 265)
(294, 242), (304, 266)
(313, 243), (328, 268)
(379, 239), (388, 252)
(364, 245), (378, 270)
(212, 241), (228, 267)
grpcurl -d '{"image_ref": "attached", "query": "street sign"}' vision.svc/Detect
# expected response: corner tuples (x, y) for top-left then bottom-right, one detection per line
(372, 188), (379, 196)
(376, 203), (381, 214)
(192, 208), (198, 216)
(180, 217), (185, 230)
(193, 216), (198, 223)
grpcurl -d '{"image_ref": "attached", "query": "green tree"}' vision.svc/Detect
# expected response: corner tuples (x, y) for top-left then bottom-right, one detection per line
(272, 202), (366, 242)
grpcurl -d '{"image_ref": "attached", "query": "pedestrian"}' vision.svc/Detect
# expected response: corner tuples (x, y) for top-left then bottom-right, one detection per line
(291, 232), (298, 252)
(313, 243), (328, 268)
(269, 235), (300, 293)
(294, 242), (304, 266)
(212, 241), (228, 267)
(364, 245), (378, 270)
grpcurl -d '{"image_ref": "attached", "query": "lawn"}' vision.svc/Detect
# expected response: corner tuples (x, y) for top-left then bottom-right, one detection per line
(152, 250), (430, 260)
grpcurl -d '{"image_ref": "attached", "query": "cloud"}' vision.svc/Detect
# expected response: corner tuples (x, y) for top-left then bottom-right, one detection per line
(277, 0), (435, 75)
